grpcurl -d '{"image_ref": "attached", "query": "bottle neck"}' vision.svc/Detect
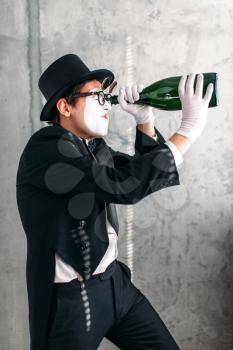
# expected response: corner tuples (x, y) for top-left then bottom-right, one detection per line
(109, 95), (119, 105)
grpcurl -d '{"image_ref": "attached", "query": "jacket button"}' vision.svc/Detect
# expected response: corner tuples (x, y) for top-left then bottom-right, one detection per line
(83, 266), (91, 273)
(80, 241), (90, 250)
(80, 243), (87, 250)
(80, 220), (86, 227)
(78, 229), (86, 236)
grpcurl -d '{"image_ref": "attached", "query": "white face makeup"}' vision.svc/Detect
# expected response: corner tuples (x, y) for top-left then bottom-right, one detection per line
(83, 87), (112, 137)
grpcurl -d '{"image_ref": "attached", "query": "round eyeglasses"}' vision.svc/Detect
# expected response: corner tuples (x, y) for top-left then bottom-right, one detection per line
(70, 91), (112, 106)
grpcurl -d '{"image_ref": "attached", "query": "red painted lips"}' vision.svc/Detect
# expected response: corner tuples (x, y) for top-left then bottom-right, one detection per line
(101, 114), (109, 119)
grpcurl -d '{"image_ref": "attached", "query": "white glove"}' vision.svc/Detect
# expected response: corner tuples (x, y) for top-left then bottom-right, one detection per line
(176, 73), (214, 144)
(117, 84), (155, 124)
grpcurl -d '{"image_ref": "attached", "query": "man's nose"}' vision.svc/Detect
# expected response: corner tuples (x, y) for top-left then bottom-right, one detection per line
(103, 100), (112, 111)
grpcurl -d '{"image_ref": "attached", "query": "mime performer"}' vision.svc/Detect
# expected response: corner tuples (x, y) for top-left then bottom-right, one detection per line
(16, 54), (213, 350)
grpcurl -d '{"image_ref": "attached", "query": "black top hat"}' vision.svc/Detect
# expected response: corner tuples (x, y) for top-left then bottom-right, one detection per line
(38, 54), (115, 121)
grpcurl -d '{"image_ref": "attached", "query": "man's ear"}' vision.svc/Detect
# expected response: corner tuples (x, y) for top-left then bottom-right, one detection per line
(56, 98), (71, 118)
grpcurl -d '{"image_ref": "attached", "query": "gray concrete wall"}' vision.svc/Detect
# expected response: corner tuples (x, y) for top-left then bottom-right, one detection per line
(0, 0), (232, 349)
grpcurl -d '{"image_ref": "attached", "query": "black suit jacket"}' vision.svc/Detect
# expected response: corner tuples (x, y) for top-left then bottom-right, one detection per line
(16, 124), (180, 350)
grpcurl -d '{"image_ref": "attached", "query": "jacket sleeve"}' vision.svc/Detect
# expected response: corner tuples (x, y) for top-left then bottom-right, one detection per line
(108, 126), (184, 169)
(17, 127), (180, 205)
(106, 125), (166, 168)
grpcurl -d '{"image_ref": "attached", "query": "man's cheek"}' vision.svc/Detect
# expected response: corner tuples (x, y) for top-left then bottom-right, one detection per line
(85, 99), (102, 118)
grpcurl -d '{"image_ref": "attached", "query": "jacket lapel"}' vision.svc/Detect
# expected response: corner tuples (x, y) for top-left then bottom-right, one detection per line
(81, 136), (120, 235)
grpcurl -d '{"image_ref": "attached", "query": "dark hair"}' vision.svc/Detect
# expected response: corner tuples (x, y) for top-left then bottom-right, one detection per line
(46, 80), (87, 125)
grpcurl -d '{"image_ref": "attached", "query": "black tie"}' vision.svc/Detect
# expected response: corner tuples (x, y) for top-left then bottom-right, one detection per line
(87, 139), (97, 153)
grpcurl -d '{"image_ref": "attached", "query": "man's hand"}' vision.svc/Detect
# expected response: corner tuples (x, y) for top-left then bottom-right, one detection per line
(117, 84), (155, 125)
(176, 73), (214, 144)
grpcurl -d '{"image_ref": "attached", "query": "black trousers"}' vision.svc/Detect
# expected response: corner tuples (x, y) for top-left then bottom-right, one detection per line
(46, 259), (181, 350)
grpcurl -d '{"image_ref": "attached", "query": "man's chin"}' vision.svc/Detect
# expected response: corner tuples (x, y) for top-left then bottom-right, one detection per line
(93, 129), (109, 138)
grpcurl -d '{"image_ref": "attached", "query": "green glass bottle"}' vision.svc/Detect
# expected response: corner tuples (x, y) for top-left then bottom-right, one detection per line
(110, 72), (219, 110)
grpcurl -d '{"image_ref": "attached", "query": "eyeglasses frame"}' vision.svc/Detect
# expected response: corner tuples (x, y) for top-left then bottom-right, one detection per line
(70, 91), (112, 106)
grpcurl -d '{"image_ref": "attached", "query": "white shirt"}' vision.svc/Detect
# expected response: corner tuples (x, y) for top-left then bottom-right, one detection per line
(54, 134), (183, 282)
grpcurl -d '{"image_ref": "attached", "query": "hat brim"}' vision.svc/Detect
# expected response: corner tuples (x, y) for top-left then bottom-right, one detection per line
(40, 69), (114, 121)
